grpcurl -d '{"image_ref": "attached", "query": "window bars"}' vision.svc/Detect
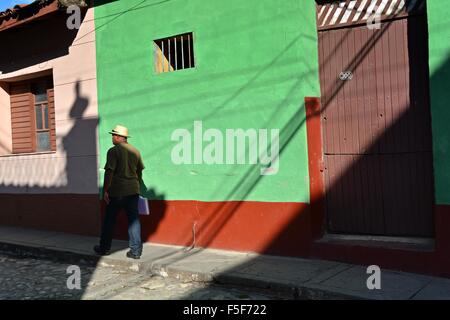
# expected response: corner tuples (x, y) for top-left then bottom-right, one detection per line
(154, 32), (195, 74)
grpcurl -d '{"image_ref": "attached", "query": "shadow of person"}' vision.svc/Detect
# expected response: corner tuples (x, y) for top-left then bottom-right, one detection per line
(61, 80), (101, 235)
(140, 180), (167, 243)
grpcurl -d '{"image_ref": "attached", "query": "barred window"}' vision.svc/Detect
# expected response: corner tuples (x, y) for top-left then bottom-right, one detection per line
(154, 32), (195, 74)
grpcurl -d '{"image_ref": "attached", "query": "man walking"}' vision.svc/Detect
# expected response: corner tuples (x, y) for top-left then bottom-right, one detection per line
(94, 125), (145, 259)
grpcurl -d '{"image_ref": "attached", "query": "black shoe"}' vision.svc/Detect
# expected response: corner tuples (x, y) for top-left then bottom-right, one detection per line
(126, 250), (141, 259)
(93, 245), (110, 256)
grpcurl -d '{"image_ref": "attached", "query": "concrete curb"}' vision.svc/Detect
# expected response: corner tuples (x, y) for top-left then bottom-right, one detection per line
(0, 240), (360, 300)
(0, 241), (101, 266)
(212, 272), (357, 300)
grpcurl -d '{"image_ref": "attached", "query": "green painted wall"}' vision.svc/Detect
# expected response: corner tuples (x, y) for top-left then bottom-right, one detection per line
(427, 1), (450, 204)
(94, 0), (320, 202)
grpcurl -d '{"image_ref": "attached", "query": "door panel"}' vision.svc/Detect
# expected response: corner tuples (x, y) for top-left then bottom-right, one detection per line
(318, 8), (434, 236)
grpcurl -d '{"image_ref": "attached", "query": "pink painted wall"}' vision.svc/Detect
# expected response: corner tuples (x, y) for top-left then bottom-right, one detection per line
(0, 82), (12, 154)
(0, 8), (99, 194)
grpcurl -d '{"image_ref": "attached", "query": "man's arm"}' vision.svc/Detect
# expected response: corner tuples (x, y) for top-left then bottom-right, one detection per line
(103, 169), (114, 194)
(103, 148), (117, 203)
(103, 170), (113, 204)
(137, 154), (145, 182)
(136, 154), (145, 195)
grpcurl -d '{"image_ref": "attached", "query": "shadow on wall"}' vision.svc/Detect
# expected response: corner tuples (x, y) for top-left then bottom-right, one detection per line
(170, 10), (423, 255)
(140, 182), (167, 243)
(167, 14), (450, 302)
(427, 56), (450, 256)
(0, 75), (168, 300)
(267, 61), (450, 280)
(104, 16), (320, 252)
(265, 12), (448, 277)
(0, 0), (168, 301)
(303, 11), (450, 278)
(0, 79), (100, 236)
(0, 77), (101, 300)
(0, 3), (106, 236)
(158, 7), (450, 288)
(21, 41), (446, 302)
(62, 81), (98, 195)
(2, 1), (450, 303)
(0, 10), (86, 74)
(100, 2), (444, 273)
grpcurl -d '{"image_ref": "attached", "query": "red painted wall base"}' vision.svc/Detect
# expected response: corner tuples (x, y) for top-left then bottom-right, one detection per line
(2, 95), (450, 277)
(0, 194), (101, 236)
(310, 205), (450, 278)
(1, 193), (449, 277)
(103, 199), (450, 278)
(105, 200), (312, 257)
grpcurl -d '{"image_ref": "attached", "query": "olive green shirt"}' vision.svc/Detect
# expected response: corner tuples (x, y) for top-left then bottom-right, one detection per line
(103, 142), (145, 197)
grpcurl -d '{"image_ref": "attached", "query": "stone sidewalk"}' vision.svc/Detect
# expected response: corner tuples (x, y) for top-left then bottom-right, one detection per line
(1, 226), (449, 300)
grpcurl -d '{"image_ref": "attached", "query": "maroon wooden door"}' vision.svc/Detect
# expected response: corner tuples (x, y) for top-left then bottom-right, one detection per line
(317, 0), (434, 236)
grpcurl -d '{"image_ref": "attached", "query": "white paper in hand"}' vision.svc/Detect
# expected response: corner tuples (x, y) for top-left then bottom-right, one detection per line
(138, 196), (150, 215)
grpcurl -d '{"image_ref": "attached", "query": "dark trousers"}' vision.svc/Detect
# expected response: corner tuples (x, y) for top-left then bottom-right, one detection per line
(99, 194), (142, 255)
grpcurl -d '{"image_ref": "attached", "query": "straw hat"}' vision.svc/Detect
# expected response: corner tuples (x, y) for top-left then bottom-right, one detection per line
(109, 125), (130, 138)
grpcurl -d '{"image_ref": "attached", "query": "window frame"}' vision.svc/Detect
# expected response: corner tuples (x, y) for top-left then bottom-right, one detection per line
(154, 32), (196, 74)
(8, 75), (56, 155)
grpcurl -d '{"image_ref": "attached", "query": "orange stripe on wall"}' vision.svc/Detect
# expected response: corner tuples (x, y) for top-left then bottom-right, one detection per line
(111, 200), (311, 256)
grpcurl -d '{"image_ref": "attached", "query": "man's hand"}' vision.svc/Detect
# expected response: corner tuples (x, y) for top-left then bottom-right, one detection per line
(104, 191), (110, 205)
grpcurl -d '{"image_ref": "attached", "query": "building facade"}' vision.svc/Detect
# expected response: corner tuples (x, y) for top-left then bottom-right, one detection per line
(0, 0), (100, 235)
(1, 0), (449, 277)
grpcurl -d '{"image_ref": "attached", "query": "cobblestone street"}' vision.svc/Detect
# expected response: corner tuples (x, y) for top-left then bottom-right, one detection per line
(0, 253), (285, 300)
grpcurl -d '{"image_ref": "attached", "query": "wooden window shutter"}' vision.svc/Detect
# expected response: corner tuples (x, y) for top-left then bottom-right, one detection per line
(10, 83), (34, 154)
(47, 88), (56, 151)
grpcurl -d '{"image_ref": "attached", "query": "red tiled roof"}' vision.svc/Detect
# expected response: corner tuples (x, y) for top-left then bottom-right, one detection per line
(0, 0), (58, 32)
